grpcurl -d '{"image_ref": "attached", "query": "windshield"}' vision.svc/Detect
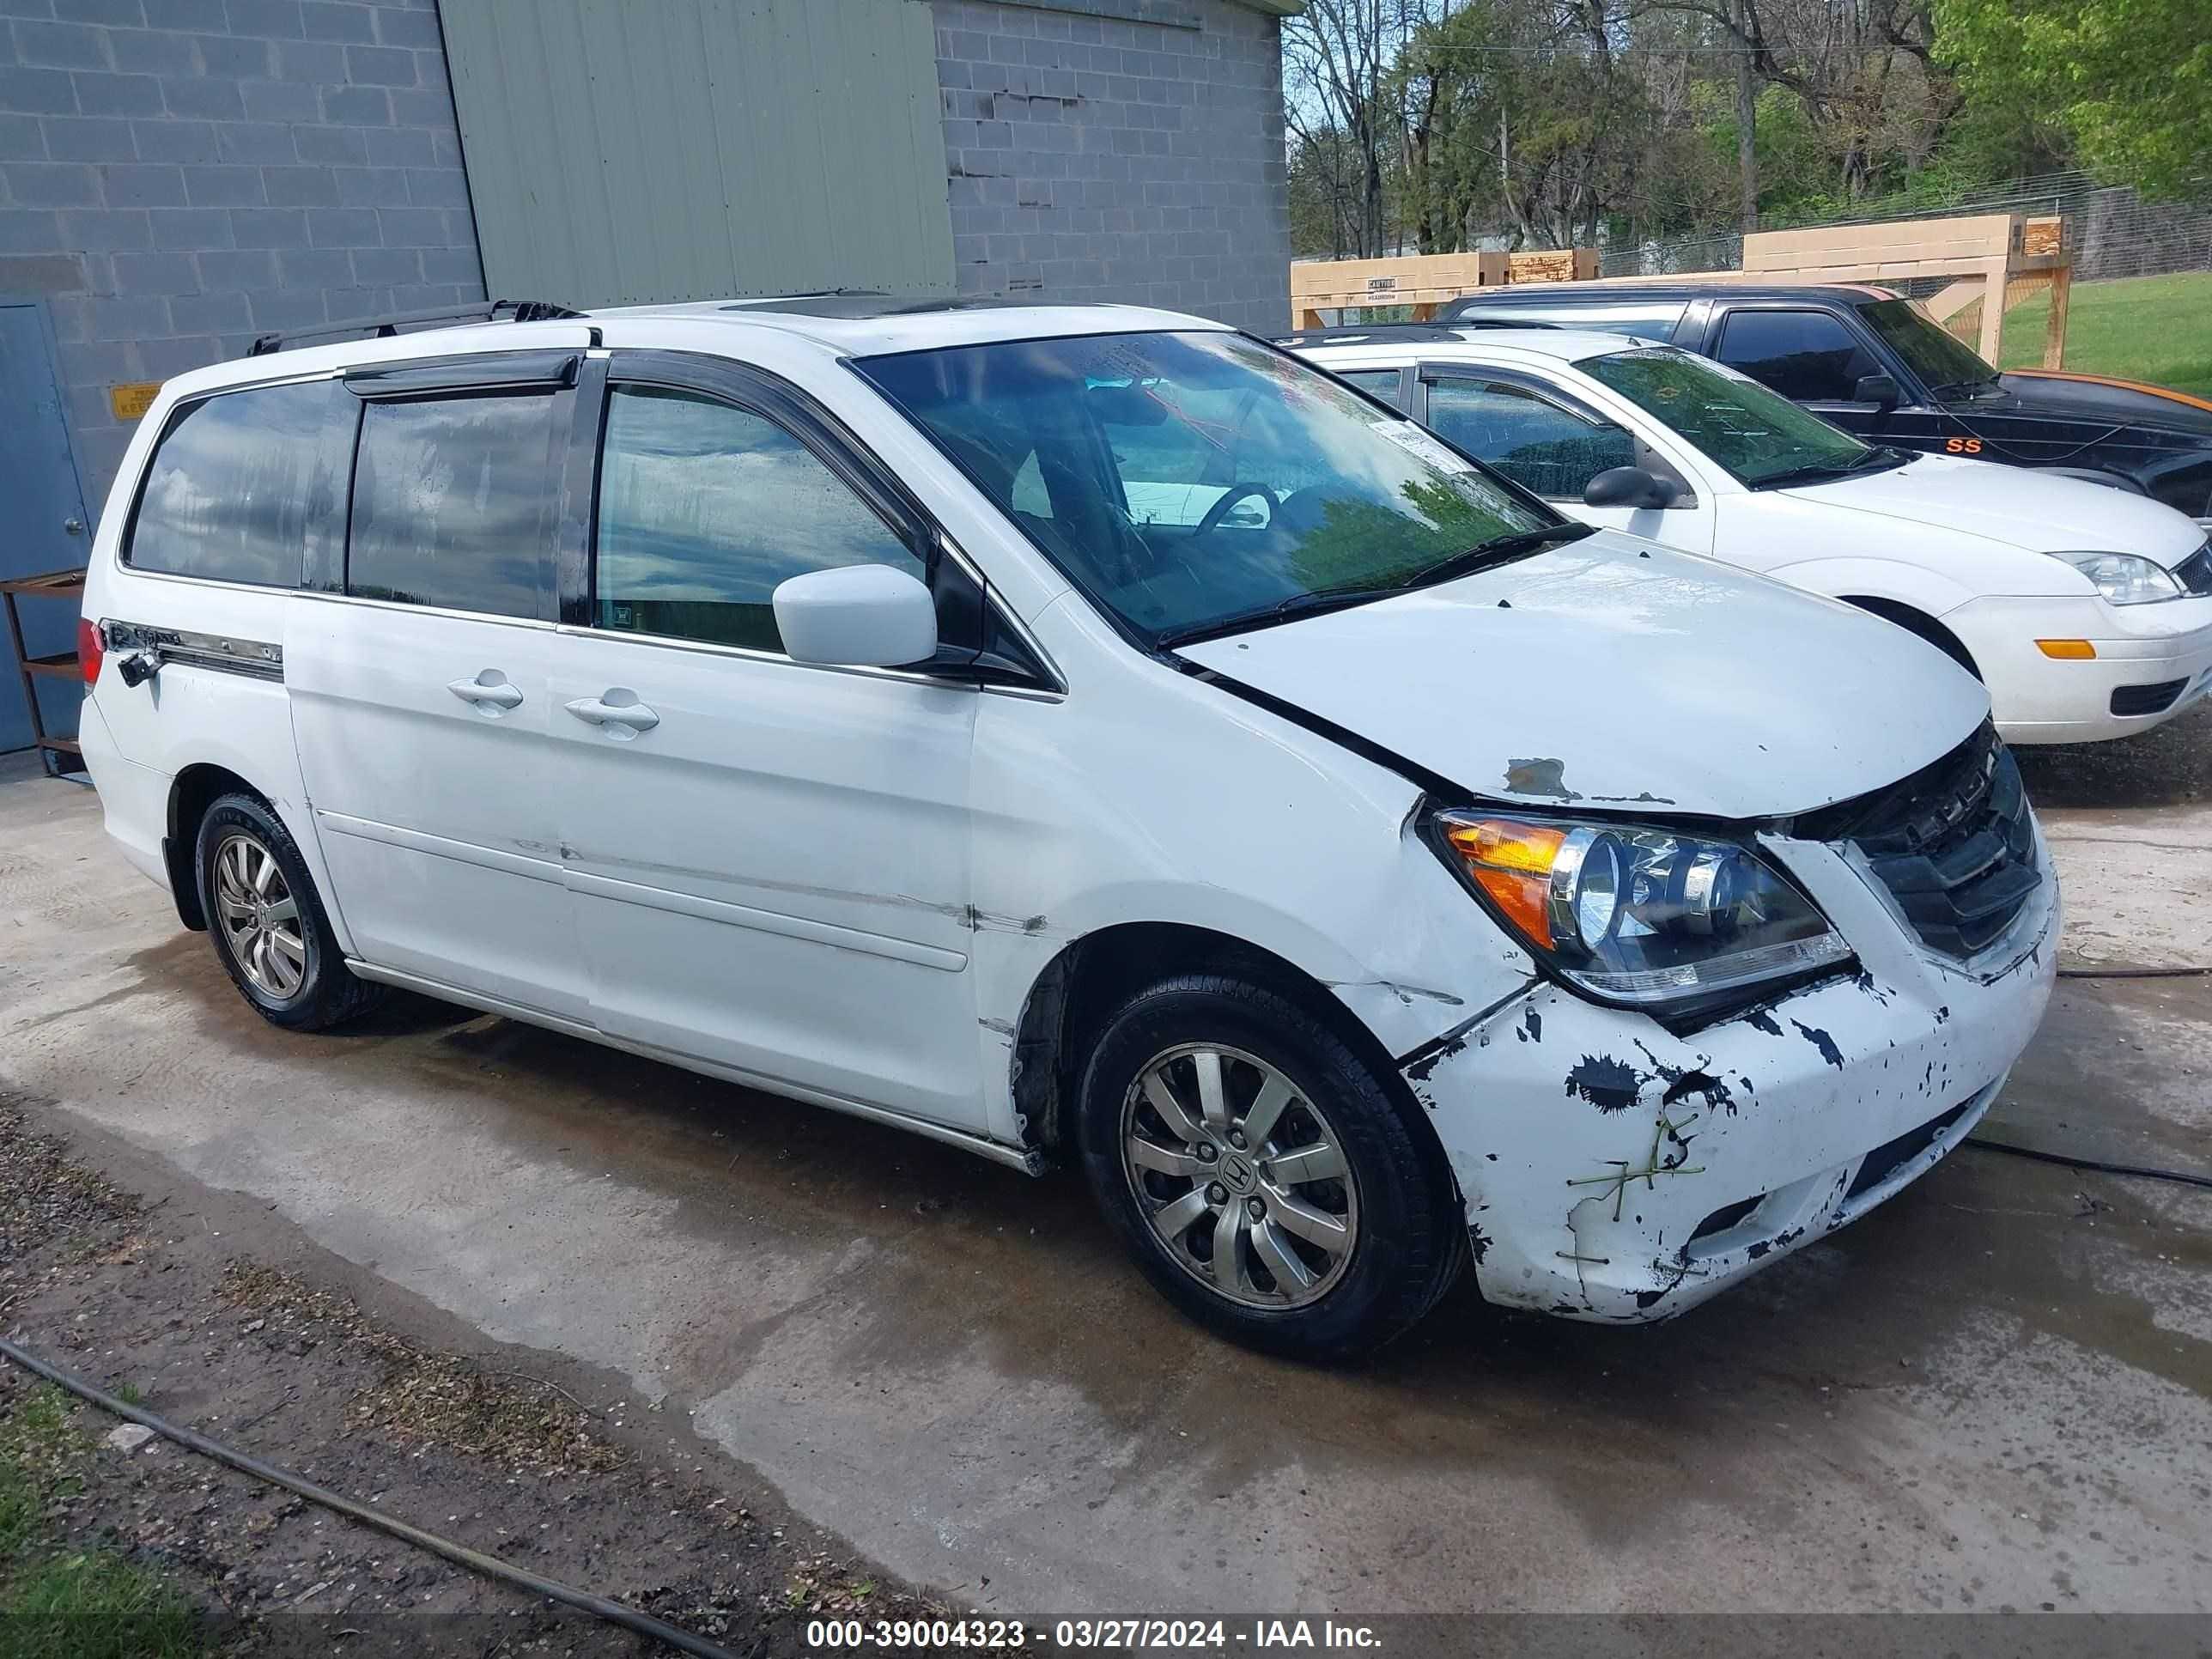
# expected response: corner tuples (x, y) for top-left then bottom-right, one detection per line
(854, 331), (1553, 644)
(1580, 345), (1878, 487)
(1856, 297), (1998, 393)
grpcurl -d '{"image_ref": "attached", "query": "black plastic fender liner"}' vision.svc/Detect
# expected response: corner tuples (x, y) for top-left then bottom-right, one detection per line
(0, 1334), (740, 1659)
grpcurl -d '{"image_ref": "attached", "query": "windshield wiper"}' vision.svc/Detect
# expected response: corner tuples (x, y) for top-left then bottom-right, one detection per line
(1840, 443), (1911, 476)
(1401, 520), (1594, 591)
(1158, 582), (1401, 648)
(1753, 447), (1906, 489)
(1156, 522), (1591, 649)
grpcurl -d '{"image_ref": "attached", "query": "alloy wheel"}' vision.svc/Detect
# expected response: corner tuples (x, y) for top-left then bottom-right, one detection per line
(1121, 1042), (1359, 1310)
(211, 832), (308, 1000)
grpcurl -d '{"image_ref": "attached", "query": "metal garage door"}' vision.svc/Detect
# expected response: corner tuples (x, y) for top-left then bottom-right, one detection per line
(439, 0), (957, 307)
(0, 301), (89, 756)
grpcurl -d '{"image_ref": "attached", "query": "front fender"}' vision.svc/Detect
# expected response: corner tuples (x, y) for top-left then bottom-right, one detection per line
(969, 838), (1541, 1142)
(1764, 556), (1983, 618)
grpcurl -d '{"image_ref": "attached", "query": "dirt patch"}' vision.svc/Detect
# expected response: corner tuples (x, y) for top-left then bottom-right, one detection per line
(0, 1092), (943, 1655)
(0, 1094), (140, 1268)
(216, 1263), (624, 1479)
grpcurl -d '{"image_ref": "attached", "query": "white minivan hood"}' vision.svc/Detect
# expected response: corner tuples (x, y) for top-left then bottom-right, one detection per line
(1177, 532), (1989, 820)
(1789, 453), (2206, 562)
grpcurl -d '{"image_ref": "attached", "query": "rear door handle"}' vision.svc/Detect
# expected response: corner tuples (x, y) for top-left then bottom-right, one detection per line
(448, 675), (523, 708)
(564, 693), (659, 733)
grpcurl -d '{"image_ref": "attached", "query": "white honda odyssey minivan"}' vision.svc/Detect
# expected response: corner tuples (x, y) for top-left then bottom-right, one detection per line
(76, 296), (2057, 1357)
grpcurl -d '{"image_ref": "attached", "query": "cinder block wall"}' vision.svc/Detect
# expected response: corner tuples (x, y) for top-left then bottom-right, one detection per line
(0, 0), (484, 506)
(931, 0), (1291, 333)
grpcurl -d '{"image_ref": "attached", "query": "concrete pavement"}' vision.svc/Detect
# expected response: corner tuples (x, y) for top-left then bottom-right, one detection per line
(3, 710), (2209, 1616)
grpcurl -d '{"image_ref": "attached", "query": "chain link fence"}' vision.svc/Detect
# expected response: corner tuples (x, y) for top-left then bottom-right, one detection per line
(1602, 172), (2212, 283)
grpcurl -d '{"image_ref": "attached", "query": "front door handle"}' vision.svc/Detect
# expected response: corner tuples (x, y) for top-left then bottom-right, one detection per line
(565, 693), (659, 733)
(448, 675), (524, 708)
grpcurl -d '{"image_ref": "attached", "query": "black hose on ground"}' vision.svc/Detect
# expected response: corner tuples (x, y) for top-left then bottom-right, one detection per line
(0, 1334), (739, 1659)
(1962, 1137), (2212, 1190)
(2057, 965), (2210, 980)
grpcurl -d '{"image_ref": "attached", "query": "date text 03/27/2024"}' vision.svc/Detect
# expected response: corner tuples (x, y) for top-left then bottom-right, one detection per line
(803, 1618), (1384, 1650)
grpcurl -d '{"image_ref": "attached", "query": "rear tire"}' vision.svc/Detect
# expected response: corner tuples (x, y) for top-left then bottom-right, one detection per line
(1076, 973), (1462, 1360)
(195, 793), (385, 1031)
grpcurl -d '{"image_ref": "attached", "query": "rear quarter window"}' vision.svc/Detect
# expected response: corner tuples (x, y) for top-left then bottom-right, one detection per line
(125, 379), (355, 587)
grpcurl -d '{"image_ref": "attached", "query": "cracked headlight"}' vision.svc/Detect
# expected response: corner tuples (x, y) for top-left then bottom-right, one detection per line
(2049, 550), (2183, 605)
(1434, 813), (1850, 1007)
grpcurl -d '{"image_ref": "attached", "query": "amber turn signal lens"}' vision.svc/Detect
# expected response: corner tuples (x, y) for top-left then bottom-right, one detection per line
(1441, 817), (1565, 951)
(2035, 638), (2097, 659)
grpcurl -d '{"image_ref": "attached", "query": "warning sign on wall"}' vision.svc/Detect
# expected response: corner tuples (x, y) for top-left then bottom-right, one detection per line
(108, 382), (161, 422)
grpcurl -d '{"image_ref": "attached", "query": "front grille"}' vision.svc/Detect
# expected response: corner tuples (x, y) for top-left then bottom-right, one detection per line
(2112, 678), (2189, 717)
(2172, 541), (2212, 597)
(1801, 721), (2041, 959)
(1843, 1099), (1973, 1204)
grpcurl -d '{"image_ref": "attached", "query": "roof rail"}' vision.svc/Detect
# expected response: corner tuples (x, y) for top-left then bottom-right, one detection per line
(246, 298), (588, 357)
(1274, 319), (1558, 349)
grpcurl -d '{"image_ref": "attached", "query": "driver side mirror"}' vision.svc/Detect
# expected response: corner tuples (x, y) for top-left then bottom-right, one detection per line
(1583, 466), (1681, 510)
(1854, 373), (1900, 409)
(772, 564), (939, 668)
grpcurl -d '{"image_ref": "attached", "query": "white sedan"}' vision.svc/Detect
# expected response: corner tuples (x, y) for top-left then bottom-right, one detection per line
(1290, 325), (2212, 743)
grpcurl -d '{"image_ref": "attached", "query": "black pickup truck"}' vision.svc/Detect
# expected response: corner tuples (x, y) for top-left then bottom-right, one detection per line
(1439, 282), (2212, 517)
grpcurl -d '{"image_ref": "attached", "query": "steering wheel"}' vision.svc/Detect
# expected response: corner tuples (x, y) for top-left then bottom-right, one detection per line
(1192, 481), (1277, 538)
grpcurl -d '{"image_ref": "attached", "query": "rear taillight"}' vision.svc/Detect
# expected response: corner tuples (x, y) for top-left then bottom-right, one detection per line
(77, 617), (104, 686)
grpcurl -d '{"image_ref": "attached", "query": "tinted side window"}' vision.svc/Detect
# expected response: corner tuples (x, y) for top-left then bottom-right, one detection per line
(593, 386), (925, 654)
(126, 379), (351, 586)
(1715, 309), (1878, 402)
(347, 392), (561, 620)
(1338, 368), (1405, 406)
(1425, 379), (1636, 499)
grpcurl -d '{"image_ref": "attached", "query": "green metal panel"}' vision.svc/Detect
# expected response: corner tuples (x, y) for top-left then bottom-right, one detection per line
(440, 0), (956, 307)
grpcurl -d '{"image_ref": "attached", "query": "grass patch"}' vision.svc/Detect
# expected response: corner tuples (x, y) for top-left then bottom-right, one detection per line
(0, 1554), (201, 1659)
(0, 1455), (33, 1565)
(0, 1387), (204, 1659)
(0, 1388), (79, 1557)
(1998, 270), (2212, 398)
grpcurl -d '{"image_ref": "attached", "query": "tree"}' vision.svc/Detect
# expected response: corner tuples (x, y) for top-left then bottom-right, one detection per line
(1284, 1), (1419, 257)
(1391, 0), (1669, 253)
(1936, 0), (2212, 199)
(1636, 0), (1954, 206)
(1280, 0), (2112, 268)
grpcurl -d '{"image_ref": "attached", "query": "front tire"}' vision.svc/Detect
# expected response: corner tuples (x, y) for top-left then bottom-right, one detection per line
(195, 793), (384, 1030)
(1076, 973), (1462, 1360)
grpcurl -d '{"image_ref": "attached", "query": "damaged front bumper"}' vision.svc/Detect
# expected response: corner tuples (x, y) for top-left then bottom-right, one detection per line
(1407, 827), (2059, 1322)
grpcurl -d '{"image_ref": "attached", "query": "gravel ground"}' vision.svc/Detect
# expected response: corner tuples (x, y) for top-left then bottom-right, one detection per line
(0, 1090), (945, 1656)
(2014, 700), (2212, 809)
